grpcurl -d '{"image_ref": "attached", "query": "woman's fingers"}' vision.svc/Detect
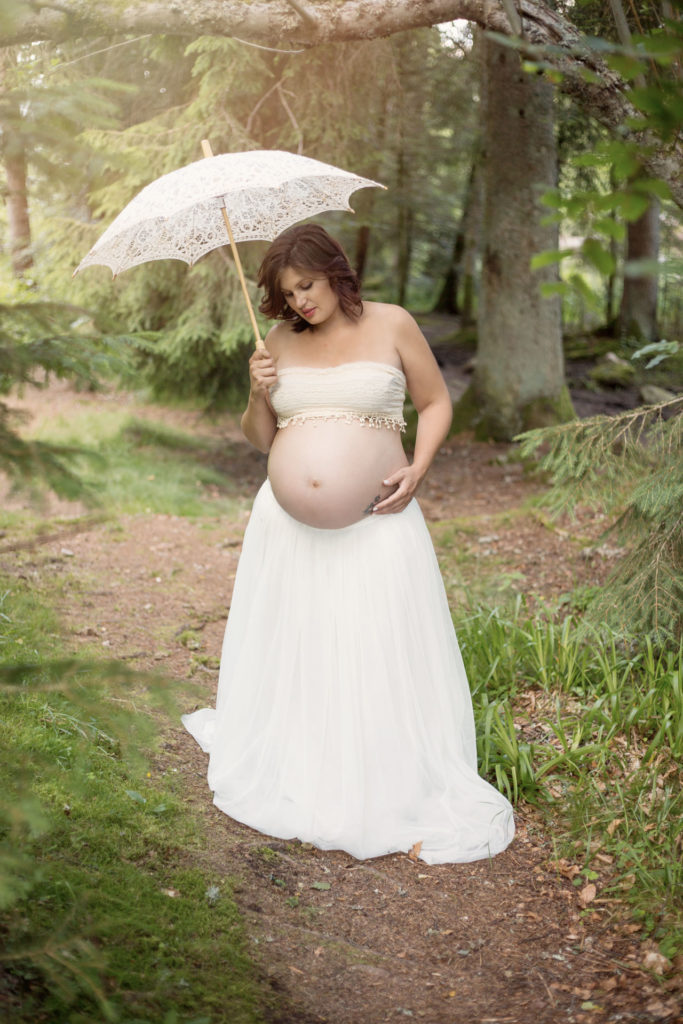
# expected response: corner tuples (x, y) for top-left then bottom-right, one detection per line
(249, 349), (277, 392)
(372, 478), (411, 514)
(372, 467), (422, 514)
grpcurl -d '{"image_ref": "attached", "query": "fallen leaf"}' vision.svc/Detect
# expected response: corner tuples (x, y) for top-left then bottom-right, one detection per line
(408, 841), (423, 862)
(311, 881), (331, 891)
(551, 858), (581, 880)
(645, 998), (679, 1018)
(314, 946), (324, 957)
(642, 950), (671, 976)
(595, 853), (614, 864)
(579, 883), (597, 906)
(288, 965), (304, 975)
(606, 818), (622, 836)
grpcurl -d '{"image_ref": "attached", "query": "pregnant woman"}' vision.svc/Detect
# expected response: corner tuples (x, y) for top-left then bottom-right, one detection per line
(182, 225), (514, 864)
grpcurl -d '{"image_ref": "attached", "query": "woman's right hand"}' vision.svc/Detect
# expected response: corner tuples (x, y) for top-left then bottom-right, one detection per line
(249, 348), (277, 396)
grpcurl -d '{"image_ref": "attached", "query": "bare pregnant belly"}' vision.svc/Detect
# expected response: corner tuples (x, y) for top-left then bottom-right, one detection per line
(267, 421), (408, 528)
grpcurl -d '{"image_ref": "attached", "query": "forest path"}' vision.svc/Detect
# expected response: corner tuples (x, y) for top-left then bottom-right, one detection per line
(5, 380), (671, 1024)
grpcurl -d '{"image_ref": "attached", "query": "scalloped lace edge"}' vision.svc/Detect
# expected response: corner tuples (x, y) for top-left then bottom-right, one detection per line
(276, 413), (406, 432)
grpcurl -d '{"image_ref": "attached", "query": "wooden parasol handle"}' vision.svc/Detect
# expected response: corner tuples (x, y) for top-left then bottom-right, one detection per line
(201, 139), (264, 350)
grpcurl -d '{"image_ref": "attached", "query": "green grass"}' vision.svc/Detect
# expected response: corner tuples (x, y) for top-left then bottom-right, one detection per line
(459, 598), (682, 958)
(0, 581), (267, 1023)
(23, 410), (251, 518)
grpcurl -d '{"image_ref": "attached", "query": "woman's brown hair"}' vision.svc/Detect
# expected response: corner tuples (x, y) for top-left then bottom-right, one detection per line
(257, 224), (362, 332)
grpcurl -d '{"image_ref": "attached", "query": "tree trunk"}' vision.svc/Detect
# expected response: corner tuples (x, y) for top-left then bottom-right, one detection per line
(469, 37), (572, 440)
(396, 202), (413, 307)
(4, 140), (33, 275)
(434, 157), (480, 315)
(461, 151), (484, 325)
(394, 116), (413, 307)
(617, 200), (659, 343)
(433, 227), (464, 315)
(354, 224), (370, 283)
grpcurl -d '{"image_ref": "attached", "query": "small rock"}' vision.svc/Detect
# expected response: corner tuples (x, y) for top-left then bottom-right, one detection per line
(642, 949), (672, 976)
(640, 384), (676, 405)
(589, 352), (636, 387)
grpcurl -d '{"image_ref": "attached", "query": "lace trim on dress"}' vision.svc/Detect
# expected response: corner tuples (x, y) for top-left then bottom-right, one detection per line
(270, 361), (407, 433)
(276, 411), (406, 431)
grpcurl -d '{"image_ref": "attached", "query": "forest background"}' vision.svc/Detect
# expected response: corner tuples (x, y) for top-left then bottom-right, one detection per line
(0, 1), (682, 1022)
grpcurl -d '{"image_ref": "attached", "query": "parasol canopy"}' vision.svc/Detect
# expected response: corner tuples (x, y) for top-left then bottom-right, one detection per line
(74, 146), (385, 347)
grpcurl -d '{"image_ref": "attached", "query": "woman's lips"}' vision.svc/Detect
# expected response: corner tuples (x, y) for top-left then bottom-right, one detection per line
(301, 307), (316, 317)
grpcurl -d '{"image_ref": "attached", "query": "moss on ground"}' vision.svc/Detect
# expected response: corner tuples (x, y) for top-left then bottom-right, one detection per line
(0, 576), (269, 1024)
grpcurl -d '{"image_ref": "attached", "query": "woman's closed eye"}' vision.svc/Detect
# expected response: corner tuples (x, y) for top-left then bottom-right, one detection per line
(283, 282), (312, 298)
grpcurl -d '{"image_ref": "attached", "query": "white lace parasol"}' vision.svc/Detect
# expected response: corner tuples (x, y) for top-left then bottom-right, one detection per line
(74, 149), (384, 277)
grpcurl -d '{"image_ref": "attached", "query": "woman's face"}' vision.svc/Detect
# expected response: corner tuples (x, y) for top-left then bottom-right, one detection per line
(279, 266), (340, 327)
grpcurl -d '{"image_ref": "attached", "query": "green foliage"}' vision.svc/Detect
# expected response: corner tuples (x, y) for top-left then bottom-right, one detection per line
(631, 337), (680, 369)
(0, 301), (136, 500)
(533, 15), (683, 327)
(0, 579), (265, 1023)
(17, 30), (478, 397)
(459, 599), (682, 951)
(24, 406), (252, 517)
(517, 397), (683, 645)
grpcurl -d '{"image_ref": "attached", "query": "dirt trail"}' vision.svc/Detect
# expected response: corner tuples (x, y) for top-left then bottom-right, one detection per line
(3, 383), (678, 1024)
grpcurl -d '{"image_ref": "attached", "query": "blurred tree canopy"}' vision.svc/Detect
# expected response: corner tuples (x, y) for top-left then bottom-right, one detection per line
(0, 0), (680, 411)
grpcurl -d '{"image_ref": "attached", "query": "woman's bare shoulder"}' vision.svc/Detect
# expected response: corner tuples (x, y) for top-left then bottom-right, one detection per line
(264, 320), (296, 356)
(362, 301), (417, 328)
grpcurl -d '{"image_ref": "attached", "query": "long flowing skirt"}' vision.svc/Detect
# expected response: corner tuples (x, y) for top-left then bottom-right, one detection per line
(182, 479), (514, 864)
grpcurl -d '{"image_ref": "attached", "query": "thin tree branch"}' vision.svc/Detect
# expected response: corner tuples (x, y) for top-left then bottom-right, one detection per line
(607, 0), (647, 88)
(284, 0), (320, 27)
(47, 34), (152, 74)
(277, 83), (304, 154)
(246, 78), (283, 135)
(500, 0), (523, 36)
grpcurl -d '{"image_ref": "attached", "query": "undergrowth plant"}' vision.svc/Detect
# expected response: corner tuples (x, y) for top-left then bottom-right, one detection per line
(0, 300), (138, 500)
(0, 581), (265, 1023)
(459, 599), (682, 956)
(517, 395), (683, 646)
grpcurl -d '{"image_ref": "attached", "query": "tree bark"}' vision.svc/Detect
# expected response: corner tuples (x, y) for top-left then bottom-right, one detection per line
(354, 224), (370, 283)
(618, 200), (660, 343)
(471, 37), (572, 440)
(433, 154), (483, 316)
(2, 1), (681, 205)
(4, 135), (33, 276)
(461, 147), (484, 324)
(396, 203), (413, 307)
(433, 227), (464, 315)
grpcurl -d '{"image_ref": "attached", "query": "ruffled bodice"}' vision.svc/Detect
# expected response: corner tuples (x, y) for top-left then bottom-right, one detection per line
(270, 360), (406, 432)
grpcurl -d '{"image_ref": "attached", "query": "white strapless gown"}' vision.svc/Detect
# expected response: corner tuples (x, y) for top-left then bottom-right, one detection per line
(182, 479), (514, 864)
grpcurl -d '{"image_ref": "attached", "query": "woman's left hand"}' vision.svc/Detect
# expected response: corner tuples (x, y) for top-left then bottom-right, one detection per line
(372, 465), (425, 515)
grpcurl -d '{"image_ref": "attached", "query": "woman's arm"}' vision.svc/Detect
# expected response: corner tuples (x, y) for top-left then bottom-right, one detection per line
(240, 344), (278, 453)
(372, 307), (452, 515)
